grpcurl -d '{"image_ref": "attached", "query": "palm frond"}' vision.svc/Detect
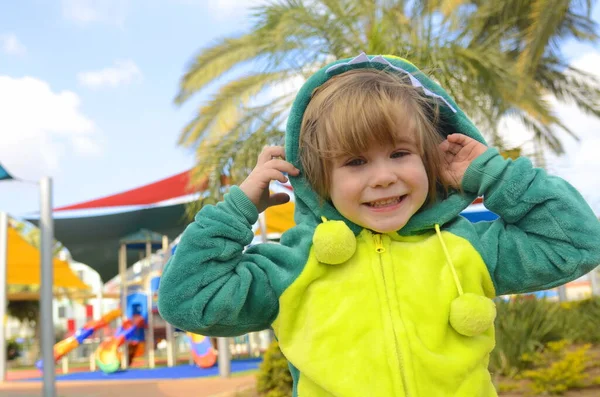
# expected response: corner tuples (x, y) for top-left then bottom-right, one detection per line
(517, 112), (571, 155)
(516, 0), (571, 80)
(178, 70), (293, 148)
(439, 0), (469, 16)
(537, 62), (600, 117)
(175, 32), (271, 104)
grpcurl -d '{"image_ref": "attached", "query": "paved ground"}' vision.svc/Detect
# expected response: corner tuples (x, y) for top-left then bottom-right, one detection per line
(0, 374), (257, 397)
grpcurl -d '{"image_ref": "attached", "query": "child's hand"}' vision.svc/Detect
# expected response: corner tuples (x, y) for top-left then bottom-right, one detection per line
(239, 146), (300, 213)
(439, 134), (488, 189)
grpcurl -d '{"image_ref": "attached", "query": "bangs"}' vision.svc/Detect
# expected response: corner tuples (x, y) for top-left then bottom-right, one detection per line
(321, 92), (423, 159)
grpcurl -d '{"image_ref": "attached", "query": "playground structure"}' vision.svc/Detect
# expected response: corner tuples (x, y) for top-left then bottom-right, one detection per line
(94, 302), (146, 373)
(40, 306), (149, 374)
(186, 333), (217, 369)
(35, 309), (121, 371)
(43, 238), (226, 374)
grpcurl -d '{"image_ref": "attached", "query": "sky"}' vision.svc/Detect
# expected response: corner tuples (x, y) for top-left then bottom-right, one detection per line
(0, 0), (599, 219)
(0, 0), (265, 217)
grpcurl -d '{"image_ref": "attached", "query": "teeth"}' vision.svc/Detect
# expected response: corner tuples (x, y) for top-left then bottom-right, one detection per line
(368, 197), (401, 207)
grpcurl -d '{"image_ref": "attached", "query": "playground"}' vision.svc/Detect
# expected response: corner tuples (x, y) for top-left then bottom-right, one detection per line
(0, 170), (286, 394)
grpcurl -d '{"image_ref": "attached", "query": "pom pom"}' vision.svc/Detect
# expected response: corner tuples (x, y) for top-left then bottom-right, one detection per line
(313, 220), (356, 265)
(449, 293), (496, 337)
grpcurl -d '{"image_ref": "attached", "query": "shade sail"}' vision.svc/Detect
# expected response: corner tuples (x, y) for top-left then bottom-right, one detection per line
(7, 227), (89, 290)
(27, 203), (189, 282)
(53, 170), (226, 211)
(0, 162), (13, 181)
(260, 201), (296, 235)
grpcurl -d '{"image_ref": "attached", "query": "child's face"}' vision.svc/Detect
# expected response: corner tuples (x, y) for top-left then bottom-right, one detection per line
(329, 138), (428, 233)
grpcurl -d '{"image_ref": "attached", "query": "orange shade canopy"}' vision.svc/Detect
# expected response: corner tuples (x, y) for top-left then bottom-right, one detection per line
(256, 201), (296, 236)
(7, 227), (90, 290)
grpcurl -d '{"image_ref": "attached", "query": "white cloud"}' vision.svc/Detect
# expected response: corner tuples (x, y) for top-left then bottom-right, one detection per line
(177, 0), (266, 18)
(0, 33), (26, 55)
(61, 0), (129, 26)
(498, 51), (600, 215)
(0, 76), (103, 180)
(77, 60), (142, 89)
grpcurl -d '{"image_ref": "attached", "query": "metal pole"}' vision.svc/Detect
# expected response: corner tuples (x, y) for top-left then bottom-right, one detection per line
(557, 284), (568, 302)
(95, 280), (104, 341)
(0, 212), (8, 382)
(258, 213), (268, 243)
(119, 244), (128, 370)
(591, 266), (599, 296)
(145, 242), (155, 369)
(40, 177), (56, 397)
(245, 334), (252, 357)
(217, 337), (231, 377)
(96, 274), (104, 319)
(162, 235), (175, 367)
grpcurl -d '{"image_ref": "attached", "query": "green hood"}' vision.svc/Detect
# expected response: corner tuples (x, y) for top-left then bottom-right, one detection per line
(285, 53), (488, 236)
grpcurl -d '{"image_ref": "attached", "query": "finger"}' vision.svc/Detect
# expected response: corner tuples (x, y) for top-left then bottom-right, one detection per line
(267, 192), (291, 208)
(260, 168), (290, 184)
(438, 140), (450, 152)
(446, 133), (472, 145)
(257, 146), (286, 165)
(264, 159), (300, 175)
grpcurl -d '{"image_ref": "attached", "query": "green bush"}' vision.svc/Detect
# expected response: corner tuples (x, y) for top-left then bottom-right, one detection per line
(490, 297), (563, 377)
(256, 341), (293, 397)
(555, 297), (600, 344)
(520, 340), (591, 395)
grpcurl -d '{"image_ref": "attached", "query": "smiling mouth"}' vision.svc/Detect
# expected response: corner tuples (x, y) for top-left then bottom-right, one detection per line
(364, 195), (406, 208)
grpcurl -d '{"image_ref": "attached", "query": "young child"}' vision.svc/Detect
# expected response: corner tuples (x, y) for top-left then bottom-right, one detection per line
(158, 53), (600, 396)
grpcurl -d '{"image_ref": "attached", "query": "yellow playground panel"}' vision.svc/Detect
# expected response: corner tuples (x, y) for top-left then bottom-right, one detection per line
(6, 226), (89, 290)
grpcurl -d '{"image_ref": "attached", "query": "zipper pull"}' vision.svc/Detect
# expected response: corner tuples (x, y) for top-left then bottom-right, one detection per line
(373, 233), (385, 254)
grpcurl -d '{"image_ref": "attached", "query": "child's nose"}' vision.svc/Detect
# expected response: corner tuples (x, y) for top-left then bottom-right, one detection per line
(370, 166), (398, 188)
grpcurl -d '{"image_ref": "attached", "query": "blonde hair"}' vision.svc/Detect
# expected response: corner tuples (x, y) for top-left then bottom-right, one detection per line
(299, 68), (449, 205)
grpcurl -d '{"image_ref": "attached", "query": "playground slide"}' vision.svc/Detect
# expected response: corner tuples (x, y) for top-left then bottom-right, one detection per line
(187, 332), (217, 368)
(95, 315), (146, 373)
(36, 309), (122, 371)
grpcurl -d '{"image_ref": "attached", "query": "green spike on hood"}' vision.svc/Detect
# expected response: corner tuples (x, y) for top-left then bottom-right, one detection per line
(285, 53), (488, 235)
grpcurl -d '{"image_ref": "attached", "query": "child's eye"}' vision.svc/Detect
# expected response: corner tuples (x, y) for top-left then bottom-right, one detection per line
(391, 151), (409, 159)
(345, 158), (365, 166)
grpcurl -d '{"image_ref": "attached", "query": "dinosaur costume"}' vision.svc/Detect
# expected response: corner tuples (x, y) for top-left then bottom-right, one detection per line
(158, 54), (600, 396)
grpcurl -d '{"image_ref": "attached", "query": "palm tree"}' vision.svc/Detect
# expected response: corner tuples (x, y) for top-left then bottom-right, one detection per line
(175, 0), (600, 199)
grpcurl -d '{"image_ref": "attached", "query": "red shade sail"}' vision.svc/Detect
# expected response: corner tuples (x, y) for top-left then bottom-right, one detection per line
(55, 170), (196, 211)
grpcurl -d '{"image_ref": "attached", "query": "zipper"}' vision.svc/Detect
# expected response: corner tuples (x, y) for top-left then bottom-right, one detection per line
(372, 232), (409, 396)
(373, 233), (386, 253)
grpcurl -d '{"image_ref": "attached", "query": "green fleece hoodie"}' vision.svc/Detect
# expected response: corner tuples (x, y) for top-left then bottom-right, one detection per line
(158, 54), (600, 396)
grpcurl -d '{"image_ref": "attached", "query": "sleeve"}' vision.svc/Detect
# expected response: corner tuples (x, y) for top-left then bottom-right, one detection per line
(462, 148), (600, 296)
(157, 186), (307, 336)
